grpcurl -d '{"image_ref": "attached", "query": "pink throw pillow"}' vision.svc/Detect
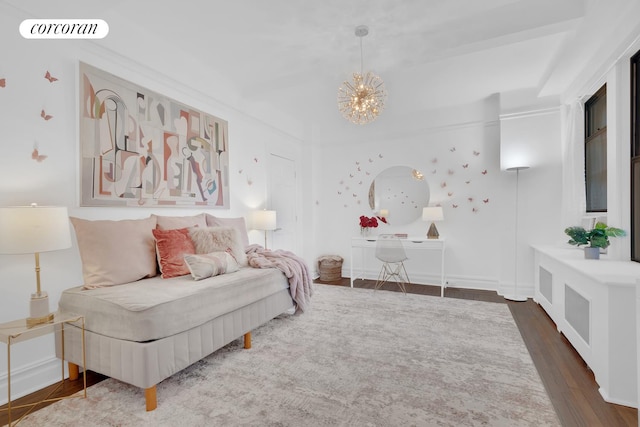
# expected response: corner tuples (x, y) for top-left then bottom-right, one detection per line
(152, 227), (196, 278)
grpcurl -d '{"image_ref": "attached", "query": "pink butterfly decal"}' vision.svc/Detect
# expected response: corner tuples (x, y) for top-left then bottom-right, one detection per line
(452, 204), (458, 208)
(450, 147), (456, 152)
(352, 194), (357, 198)
(447, 192), (453, 197)
(473, 151), (480, 156)
(481, 170), (488, 175)
(31, 148), (47, 162)
(337, 191), (342, 195)
(0, 78), (5, 88)
(440, 182), (447, 188)
(483, 198), (490, 204)
(349, 174), (354, 178)
(253, 157), (258, 163)
(40, 109), (53, 120)
(357, 166), (361, 171)
(472, 208), (479, 213)
(355, 161), (360, 165)
(44, 71), (58, 83)
(468, 197), (474, 202)
(462, 163), (469, 168)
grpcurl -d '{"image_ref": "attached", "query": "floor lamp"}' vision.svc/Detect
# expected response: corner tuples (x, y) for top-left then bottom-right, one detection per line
(504, 166), (529, 302)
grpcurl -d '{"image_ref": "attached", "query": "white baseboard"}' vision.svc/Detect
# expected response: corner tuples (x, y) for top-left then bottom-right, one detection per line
(0, 356), (64, 406)
(345, 267), (499, 292)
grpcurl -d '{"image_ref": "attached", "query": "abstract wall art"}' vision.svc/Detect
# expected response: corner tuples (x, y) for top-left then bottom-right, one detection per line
(79, 62), (229, 208)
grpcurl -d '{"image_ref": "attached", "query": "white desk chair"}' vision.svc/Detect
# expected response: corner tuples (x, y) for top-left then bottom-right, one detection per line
(374, 234), (410, 294)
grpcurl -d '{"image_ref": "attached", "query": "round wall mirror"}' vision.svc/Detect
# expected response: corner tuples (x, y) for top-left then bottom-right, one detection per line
(368, 166), (430, 225)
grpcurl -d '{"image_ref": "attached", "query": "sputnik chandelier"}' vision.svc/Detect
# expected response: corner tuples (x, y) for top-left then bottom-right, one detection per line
(337, 25), (387, 125)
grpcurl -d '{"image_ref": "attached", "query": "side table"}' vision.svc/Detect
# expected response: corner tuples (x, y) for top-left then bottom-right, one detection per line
(0, 312), (86, 426)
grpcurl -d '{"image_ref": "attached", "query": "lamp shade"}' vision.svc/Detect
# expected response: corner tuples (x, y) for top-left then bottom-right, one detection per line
(422, 206), (444, 222)
(0, 205), (72, 254)
(253, 210), (277, 231)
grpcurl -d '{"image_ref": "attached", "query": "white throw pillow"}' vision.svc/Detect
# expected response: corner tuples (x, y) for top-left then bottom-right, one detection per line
(188, 226), (248, 266)
(184, 251), (239, 280)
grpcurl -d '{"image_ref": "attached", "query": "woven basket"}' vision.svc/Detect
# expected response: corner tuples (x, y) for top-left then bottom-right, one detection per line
(318, 255), (344, 282)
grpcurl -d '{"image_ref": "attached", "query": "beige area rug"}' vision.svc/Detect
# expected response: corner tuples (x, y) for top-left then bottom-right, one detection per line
(16, 284), (559, 427)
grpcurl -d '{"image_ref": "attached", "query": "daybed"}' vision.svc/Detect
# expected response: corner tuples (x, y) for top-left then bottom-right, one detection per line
(55, 213), (312, 411)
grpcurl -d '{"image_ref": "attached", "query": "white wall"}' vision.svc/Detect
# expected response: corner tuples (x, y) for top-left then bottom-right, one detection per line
(0, 6), (308, 404)
(312, 98), (564, 295)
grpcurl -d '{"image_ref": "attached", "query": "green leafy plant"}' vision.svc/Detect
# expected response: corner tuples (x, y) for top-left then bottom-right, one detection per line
(564, 222), (626, 249)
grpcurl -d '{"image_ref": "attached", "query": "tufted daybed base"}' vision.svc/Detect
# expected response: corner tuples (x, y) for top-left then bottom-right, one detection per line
(56, 287), (294, 410)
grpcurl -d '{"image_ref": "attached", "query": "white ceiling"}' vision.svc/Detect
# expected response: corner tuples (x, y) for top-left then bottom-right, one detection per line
(5, 0), (590, 136)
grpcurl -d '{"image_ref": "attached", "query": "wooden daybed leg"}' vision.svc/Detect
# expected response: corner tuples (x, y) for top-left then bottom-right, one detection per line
(68, 362), (79, 381)
(244, 331), (252, 349)
(145, 386), (157, 411)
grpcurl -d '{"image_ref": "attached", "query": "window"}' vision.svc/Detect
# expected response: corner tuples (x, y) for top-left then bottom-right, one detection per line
(631, 50), (640, 261)
(584, 85), (607, 212)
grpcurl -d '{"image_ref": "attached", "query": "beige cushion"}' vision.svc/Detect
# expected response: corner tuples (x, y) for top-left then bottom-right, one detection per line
(189, 226), (248, 266)
(205, 214), (249, 248)
(152, 213), (207, 230)
(183, 251), (239, 280)
(70, 216), (158, 288)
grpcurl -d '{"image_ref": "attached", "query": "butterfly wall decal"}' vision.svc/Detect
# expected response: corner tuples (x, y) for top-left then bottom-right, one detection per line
(44, 71), (58, 83)
(40, 109), (53, 120)
(483, 198), (490, 204)
(462, 163), (469, 168)
(452, 204), (458, 208)
(0, 78), (5, 88)
(481, 170), (488, 175)
(450, 147), (456, 152)
(31, 148), (47, 162)
(473, 151), (480, 156)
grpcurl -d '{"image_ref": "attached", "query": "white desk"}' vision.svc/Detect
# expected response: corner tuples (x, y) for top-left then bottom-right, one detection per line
(350, 236), (446, 296)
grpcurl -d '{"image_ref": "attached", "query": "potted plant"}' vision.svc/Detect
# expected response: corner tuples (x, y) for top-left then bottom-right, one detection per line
(564, 222), (626, 259)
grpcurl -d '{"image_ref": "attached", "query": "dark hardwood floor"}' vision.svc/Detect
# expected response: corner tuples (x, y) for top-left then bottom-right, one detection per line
(1, 278), (637, 426)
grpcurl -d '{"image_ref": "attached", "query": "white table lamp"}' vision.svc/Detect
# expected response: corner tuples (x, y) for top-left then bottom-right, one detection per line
(0, 204), (71, 326)
(253, 210), (277, 249)
(422, 206), (444, 239)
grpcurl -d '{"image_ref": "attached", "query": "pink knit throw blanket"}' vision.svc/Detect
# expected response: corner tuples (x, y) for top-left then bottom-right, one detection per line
(246, 245), (313, 313)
